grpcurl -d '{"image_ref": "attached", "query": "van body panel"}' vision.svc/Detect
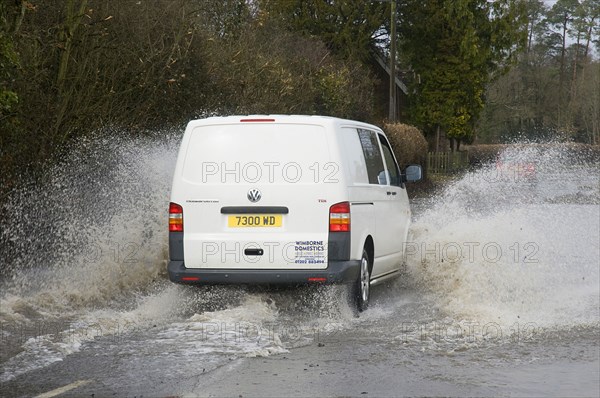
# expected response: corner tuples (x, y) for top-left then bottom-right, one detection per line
(168, 259), (360, 284)
(181, 123), (334, 185)
(338, 126), (405, 277)
(339, 127), (370, 184)
(346, 200), (375, 260)
(172, 119), (347, 270)
(168, 115), (415, 286)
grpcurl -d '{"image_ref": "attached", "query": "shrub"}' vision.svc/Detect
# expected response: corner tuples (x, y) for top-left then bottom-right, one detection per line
(464, 144), (506, 165)
(383, 123), (428, 168)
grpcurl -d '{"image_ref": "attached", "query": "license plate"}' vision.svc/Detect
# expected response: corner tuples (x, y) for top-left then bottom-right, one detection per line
(228, 215), (282, 228)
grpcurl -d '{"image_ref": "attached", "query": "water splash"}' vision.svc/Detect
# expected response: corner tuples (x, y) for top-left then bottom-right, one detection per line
(1, 137), (598, 381)
(405, 144), (600, 328)
(0, 131), (184, 380)
(1, 131), (180, 318)
(0, 128), (356, 382)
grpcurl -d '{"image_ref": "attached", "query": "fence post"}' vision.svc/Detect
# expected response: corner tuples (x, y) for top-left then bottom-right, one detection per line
(427, 151), (469, 175)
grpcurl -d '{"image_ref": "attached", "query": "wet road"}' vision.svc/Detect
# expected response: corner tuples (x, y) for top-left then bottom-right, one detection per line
(1, 140), (599, 397)
(2, 283), (599, 397)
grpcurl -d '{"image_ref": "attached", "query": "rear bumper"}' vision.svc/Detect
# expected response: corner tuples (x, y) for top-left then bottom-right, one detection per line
(167, 260), (360, 285)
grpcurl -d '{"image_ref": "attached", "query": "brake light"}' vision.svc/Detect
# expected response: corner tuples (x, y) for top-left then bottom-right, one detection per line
(169, 202), (183, 232)
(329, 202), (350, 232)
(240, 118), (275, 122)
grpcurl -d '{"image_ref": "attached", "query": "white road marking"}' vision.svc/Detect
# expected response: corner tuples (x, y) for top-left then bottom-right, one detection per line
(35, 380), (92, 398)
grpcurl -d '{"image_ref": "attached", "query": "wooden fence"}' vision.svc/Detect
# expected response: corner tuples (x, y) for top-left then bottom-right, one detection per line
(426, 151), (469, 175)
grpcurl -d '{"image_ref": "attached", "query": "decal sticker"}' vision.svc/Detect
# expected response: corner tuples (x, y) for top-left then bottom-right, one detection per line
(294, 240), (326, 265)
(186, 199), (219, 203)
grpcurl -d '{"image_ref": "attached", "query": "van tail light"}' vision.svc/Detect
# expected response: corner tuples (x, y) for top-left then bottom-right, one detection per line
(240, 118), (275, 122)
(329, 202), (350, 232)
(169, 202), (183, 232)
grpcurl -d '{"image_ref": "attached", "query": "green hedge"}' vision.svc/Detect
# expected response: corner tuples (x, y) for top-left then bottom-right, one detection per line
(383, 123), (428, 168)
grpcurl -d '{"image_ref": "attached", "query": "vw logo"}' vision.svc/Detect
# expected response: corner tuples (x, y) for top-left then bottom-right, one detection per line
(247, 189), (262, 203)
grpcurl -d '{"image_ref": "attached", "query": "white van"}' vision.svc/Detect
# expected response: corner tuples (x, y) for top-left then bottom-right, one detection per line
(168, 115), (422, 311)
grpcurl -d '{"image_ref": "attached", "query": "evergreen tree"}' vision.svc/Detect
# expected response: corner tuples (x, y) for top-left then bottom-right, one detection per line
(400, 0), (527, 150)
(259, 0), (387, 61)
(545, 0), (579, 125)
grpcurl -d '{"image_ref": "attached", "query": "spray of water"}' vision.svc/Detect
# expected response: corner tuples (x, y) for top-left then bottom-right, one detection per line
(0, 131), (183, 380)
(0, 131), (355, 381)
(405, 144), (600, 329)
(0, 136), (597, 382)
(1, 131), (180, 317)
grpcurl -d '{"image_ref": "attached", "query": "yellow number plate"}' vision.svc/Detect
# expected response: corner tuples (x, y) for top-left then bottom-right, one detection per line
(228, 215), (282, 228)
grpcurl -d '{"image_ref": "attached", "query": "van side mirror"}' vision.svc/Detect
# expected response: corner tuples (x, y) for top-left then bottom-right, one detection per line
(404, 165), (422, 182)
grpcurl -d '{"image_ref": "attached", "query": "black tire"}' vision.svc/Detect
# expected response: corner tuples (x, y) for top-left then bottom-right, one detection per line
(351, 248), (371, 313)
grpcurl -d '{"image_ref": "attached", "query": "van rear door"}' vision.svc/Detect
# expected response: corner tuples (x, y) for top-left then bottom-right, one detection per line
(175, 119), (340, 270)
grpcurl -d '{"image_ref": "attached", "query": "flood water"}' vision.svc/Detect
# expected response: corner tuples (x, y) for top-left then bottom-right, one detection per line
(0, 134), (598, 396)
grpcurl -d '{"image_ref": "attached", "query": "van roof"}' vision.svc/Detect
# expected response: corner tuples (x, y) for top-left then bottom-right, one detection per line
(186, 115), (383, 132)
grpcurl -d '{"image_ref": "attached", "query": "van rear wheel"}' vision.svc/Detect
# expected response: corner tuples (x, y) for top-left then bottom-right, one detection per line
(351, 249), (371, 312)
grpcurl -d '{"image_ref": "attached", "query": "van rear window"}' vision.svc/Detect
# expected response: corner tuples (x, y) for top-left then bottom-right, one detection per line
(182, 124), (332, 185)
